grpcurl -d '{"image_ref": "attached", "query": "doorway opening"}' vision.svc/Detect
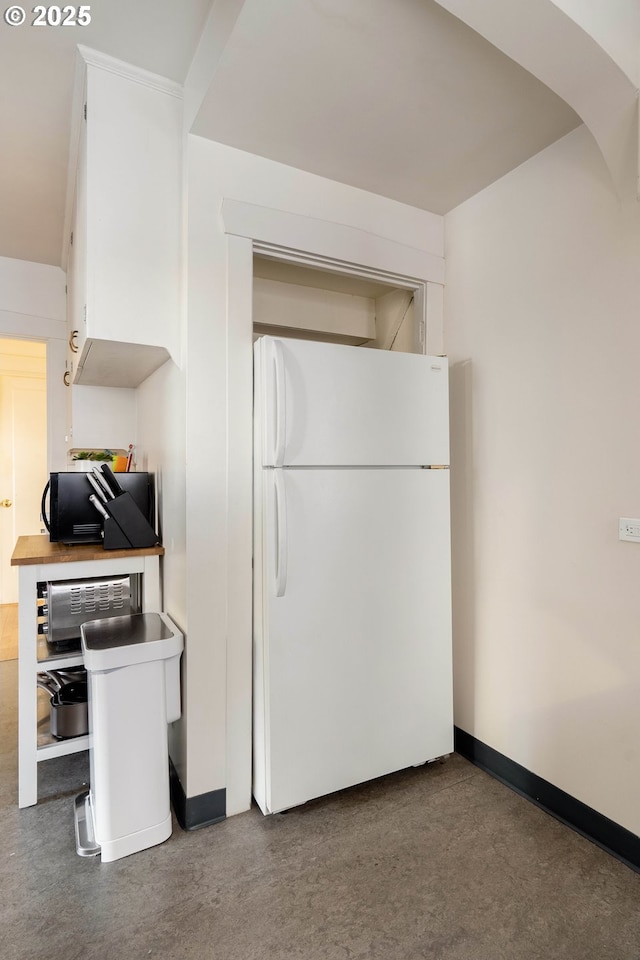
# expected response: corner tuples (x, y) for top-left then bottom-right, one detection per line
(0, 338), (47, 661)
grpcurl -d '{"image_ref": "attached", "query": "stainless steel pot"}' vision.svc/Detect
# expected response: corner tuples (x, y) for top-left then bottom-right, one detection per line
(37, 670), (88, 739)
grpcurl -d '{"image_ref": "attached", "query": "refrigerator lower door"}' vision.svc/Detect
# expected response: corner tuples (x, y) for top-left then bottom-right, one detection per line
(253, 466), (452, 815)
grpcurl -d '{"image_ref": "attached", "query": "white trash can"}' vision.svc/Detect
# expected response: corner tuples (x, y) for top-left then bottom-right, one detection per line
(74, 612), (183, 863)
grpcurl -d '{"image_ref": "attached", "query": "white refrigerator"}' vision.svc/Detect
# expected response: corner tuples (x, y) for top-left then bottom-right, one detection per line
(253, 335), (453, 815)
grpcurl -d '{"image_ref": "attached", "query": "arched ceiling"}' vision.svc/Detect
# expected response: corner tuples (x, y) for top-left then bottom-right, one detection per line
(431, 0), (639, 199)
(1, 0), (637, 266)
(190, 0), (582, 215)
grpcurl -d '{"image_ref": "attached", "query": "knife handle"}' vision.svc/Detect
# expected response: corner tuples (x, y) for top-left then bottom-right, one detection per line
(91, 466), (114, 499)
(86, 472), (108, 503)
(89, 494), (110, 520)
(99, 463), (125, 497)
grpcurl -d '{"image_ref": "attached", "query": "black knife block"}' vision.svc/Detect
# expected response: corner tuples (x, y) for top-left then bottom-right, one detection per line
(102, 491), (159, 550)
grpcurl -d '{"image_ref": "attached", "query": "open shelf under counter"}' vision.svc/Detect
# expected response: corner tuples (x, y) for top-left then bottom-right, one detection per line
(37, 635), (84, 671)
(36, 690), (89, 758)
(37, 732), (89, 759)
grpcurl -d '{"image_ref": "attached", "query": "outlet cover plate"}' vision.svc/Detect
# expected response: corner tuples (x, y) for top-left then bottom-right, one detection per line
(619, 518), (640, 542)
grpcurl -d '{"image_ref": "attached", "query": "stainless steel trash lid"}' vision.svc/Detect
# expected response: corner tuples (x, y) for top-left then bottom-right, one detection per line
(81, 612), (183, 671)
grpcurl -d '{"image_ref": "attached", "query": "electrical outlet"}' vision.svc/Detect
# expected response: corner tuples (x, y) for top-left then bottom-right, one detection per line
(619, 518), (640, 542)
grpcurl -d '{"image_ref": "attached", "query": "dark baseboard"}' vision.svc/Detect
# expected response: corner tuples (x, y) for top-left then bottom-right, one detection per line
(454, 726), (640, 874)
(169, 759), (226, 831)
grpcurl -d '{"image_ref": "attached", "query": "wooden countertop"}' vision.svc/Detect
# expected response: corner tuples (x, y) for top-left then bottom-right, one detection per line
(11, 535), (164, 566)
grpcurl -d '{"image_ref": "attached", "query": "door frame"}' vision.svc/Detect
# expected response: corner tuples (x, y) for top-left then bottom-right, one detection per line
(220, 199), (445, 815)
(0, 316), (66, 606)
(0, 317), (67, 475)
(0, 347), (48, 603)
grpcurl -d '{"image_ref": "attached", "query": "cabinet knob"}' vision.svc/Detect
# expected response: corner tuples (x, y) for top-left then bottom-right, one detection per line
(69, 330), (79, 353)
(0, 499), (12, 508)
(63, 371), (70, 387)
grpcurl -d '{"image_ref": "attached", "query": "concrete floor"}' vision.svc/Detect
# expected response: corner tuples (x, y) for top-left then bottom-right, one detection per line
(2, 657), (639, 960)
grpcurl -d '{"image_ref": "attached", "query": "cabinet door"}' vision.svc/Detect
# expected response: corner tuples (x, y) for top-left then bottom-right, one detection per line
(70, 106), (88, 376)
(64, 225), (74, 440)
(85, 65), (181, 353)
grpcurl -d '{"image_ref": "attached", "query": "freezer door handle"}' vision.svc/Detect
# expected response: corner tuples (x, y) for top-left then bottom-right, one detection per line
(274, 469), (288, 597)
(272, 339), (286, 466)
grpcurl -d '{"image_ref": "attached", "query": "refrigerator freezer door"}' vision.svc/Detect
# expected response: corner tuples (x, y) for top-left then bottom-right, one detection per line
(256, 336), (449, 467)
(253, 466), (453, 815)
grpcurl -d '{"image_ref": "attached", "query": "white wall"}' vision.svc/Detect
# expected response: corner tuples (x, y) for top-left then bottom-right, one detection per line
(445, 124), (640, 836)
(186, 137), (443, 809)
(0, 256), (65, 321)
(551, 0), (640, 84)
(136, 357), (187, 781)
(372, 288), (415, 353)
(70, 385), (137, 452)
(253, 277), (375, 344)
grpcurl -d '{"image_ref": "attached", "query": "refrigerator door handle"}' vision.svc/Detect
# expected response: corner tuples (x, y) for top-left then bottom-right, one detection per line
(274, 469), (288, 598)
(272, 339), (286, 466)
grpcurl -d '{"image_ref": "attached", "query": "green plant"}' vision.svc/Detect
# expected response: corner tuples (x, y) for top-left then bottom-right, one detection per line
(72, 449), (115, 462)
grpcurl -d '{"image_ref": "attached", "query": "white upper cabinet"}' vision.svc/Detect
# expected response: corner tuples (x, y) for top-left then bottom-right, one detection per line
(67, 49), (182, 387)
